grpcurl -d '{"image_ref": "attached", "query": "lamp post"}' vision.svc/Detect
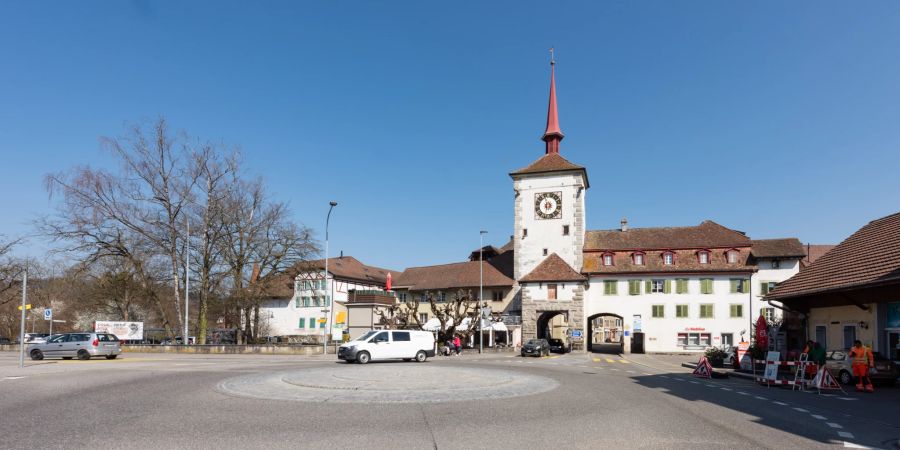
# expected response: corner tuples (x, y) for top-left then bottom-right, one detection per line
(18, 268), (27, 368)
(479, 230), (487, 354)
(323, 201), (338, 355)
(184, 218), (190, 346)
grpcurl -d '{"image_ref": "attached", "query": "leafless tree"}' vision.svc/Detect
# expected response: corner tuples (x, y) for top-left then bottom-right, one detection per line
(427, 290), (479, 343)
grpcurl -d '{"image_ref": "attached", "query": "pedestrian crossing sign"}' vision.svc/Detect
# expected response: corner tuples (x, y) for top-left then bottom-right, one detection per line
(692, 356), (713, 379)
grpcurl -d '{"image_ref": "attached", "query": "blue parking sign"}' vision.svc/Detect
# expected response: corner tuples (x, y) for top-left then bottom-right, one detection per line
(44, 309), (52, 320)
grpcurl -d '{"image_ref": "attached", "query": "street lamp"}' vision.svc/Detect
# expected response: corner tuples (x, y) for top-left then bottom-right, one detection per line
(323, 201), (338, 355)
(479, 230), (487, 354)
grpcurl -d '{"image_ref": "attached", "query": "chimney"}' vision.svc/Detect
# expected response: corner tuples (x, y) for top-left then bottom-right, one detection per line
(620, 218), (628, 232)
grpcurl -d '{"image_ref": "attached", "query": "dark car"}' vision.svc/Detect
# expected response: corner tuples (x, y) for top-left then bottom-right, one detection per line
(521, 338), (550, 357)
(0, 337), (10, 344)
(548, 338), (570, 354)
(825, 350), (899, 386)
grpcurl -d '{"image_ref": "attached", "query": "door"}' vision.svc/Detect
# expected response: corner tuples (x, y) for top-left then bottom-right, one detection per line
(369, 331), (390, 360)
(888, 332), (900, 361)
(842, 326), (856, 350)
(44, 334), (66, 357)
(391, 331), (412, 358)
(631, 332), (645, 354)
(63, 333), (91, 357)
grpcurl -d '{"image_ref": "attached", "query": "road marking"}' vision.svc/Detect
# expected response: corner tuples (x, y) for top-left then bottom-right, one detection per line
(773, 401), (788, 406)
(720, 387), (732, 391)
(811, 415), (827, 420)
(610, 368), (620, 372)
(593, 358), (602, 363)
(4, 376), (26, 380)
(706, 384), (716, 387)
(826, 423), (843, 429)
(839, 433), (857, 440)
(643, 373), (653, 376)
(754, 396), (767, 400)
(837, 397), (858, 401)
(737, 392), (750, 396)
(660, 376), (669, 379)
(605, 358), (615, 363)
(689, 381), (699, 384)
(626, 370), (635, 374)
(792, 407), (808, 413)
(618, 360), (630, 364)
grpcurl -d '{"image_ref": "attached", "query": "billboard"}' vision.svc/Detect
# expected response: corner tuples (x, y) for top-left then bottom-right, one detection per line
(94, 321), (144, 341)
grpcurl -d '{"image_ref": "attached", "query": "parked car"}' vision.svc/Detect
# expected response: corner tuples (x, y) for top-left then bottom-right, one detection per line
(548, 338), (570, 354)
(0, 337), (10, 344)
(825, 350), (899, 386)
(24, 333), (50, 344)
(521, 338), (550, 357)
(28, 332), (122, 361)
(338, 330), (436, 364)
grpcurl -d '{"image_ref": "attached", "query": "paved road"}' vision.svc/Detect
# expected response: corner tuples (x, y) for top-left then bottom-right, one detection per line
(1, 351), (898, 449)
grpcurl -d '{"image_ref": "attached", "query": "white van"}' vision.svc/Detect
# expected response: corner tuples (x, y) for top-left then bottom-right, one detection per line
(338, 330), (436, 364)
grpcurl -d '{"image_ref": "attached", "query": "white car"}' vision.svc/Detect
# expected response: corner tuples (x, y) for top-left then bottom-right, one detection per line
(338, 330), (436, 364)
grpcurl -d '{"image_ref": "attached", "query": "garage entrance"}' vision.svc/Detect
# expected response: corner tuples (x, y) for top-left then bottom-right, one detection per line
(587, 313), (624, 354)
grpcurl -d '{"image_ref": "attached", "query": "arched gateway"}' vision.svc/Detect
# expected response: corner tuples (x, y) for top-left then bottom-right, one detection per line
(586, 313), (624, 354)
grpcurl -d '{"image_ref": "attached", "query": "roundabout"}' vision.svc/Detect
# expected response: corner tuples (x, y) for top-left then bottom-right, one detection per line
(215, 363), (559, 404)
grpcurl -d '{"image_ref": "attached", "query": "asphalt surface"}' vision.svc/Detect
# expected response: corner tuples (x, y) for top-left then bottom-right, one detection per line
(1, 350), (899, 449)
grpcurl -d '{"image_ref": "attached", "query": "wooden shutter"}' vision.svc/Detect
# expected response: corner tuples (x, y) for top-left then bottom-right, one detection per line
(760, 282), (769, 295)
(664, 280), (672, 294)
(744, 279), (751, 294)
(645, 280), (652, 293)
(548, 284), (557, 300)
(730, 279), (738, 293)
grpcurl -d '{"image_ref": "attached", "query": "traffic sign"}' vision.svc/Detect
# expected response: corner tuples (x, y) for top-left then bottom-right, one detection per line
(44, 309), (52, 320)
(318, 318), (327, 323)
(571, 330), (583, 338)
(17, 304), (31, 311)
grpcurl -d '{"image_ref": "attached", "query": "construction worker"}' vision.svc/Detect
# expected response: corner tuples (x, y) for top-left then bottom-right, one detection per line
(848, 340), (875, 392)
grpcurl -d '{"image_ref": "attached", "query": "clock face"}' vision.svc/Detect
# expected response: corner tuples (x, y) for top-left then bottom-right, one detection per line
(534, 191), (562, 220)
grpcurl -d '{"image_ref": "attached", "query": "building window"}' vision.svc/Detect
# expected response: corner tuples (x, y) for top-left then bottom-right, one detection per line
(700, 278), (714, 294)
(730, 279), (750, 294)
(298, 318), (306, 329)
(650, 280), (664, 293)
(563, 225), (569, 236)
(522, 228), (528, 238)
(437, 292), (447, 303)
(652, 305), (665, 318)
(543, 248), (548, 256)
(602, 253), (614, 266)
(730, 304), (743, 318)
(843, 325), (856, 350)
(662, 252), (674, 265)
(698, 251), (710, 264)
(761, 307), (775, 323)
(771, 259), (781, 269)
(699, 304), (714, 318)
(678, 332), (712, 347)
(628, 280), (641, 295)
(603, 280), (618, 295)
(547, 284), (557, 300)
(398, 293), (407, 302)
(675, 278), (689, 294)
(699, 333), (711, 346)
(633, 253), (645, 265)
(721, 333), (734, 346)
(308, 318), (315, 329)
(418, 313), (428, 323)
(493, 290), (503, 301)
(675, 304), (688, 318)
(419, 294), (427, 303)
(677, 333), (688, 346)
(726, 250), (739, 264)
(759, 281), (777, 296)
(815, 325), (826, 346)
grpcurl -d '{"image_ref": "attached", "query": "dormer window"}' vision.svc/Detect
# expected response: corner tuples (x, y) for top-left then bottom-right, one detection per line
(698, 251), (710, 264)
(602, 253), (615, 266)
(771, 259), (780, 269)
(726, 250), (739, 264)
(633, 252), (645, 266)
(662, 252), (675, 265)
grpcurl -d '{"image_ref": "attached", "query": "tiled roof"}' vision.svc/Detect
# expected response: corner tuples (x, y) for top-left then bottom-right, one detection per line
(393, 260), (514, 291)
(584, 220), (750, 251)
(291, 256), (399, 285)
(520, 253), (586, 282)
(750, 239), (806, 259)
(802, 245), (836, 268)
(509, 153), (589, 186)
(767, 212), (900, 300)
(583, 248), (754, 274)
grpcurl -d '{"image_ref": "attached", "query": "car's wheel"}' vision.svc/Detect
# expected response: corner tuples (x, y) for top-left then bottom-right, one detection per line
(106, 355), (117, 360)
(62, 357), (72, 360)
(356, 351), (371, 364)
(77, 350), (91, 361)
(520, 352), (526, 357)
(839, 370), (853, 385)
(30, 349), (43, 361)
(415, 351), (427, 362)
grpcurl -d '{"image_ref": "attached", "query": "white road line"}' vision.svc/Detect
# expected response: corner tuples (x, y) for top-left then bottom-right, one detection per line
(737, 392), (750, 396)
(773, 401), (788, 406)
(837, 397), (858, 401)
(626, 370), (635, 374)
(838, 433), (857, 440)
(4, 376), (25, 380)
(811, 415), (827, 420)
(826, 423), (843, 429)
(720, 387), (732, 391)
(643, 373), (653, 376)
(754, 396), (767, 400)
(689, 381), (699, 384)
(706, 384), (716, 387)
(792, 407), (808, 413)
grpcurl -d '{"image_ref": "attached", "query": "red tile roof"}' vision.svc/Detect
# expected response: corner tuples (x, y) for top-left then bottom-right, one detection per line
(802, 244), (836, 268)
(291, 256), (399, 285)
(750, 239), (806, 259)
(520, 253), (586, 282)
(584, 220), (750, 251)
(767, 212), (900, 300)
(509, 153), (589, 187)
(393, 260), (514, 291)
(583, 248), (754, 274)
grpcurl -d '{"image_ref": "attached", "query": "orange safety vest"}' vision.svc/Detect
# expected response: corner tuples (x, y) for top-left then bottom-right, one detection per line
(850, 346), (873, 366)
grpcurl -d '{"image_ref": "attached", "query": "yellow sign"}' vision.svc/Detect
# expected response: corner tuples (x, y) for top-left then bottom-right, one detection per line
(318, 318), (327, 323)
(17, 304), (32, 311)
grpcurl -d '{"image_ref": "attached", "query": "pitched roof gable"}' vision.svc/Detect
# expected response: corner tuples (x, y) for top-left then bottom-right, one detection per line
(584, 220), (750, 251)
(509, 153), (589, 187)
(393, 260), (514, 291)
(750, 238), (806, 259)
(520, 253), (586, 282)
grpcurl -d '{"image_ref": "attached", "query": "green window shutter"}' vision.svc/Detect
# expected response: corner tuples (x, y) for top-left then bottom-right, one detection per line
(645, 280), (652, 293)
(610, 281), (618, 295)
(299, 318), (305, 328)
(603, 282), (609, 295)
(729, 279), (738, 294)
(663, 280), (672, 294)
(760, 282), (769, 295)
(744, 279), (751, 294)
(629, 280), (639, 295)
(676, 279), (686, 294)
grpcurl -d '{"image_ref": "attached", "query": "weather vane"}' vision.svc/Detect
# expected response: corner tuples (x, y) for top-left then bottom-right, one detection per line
(549, 47), (556, 66)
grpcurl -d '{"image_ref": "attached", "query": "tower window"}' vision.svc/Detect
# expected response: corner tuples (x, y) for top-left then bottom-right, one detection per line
(522, 229), (528, 238)
(562, 225), (570, 236)
(543, 248), (548, 256)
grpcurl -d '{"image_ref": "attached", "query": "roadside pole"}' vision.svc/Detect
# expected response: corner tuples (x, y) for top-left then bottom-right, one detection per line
(18, 269), (27, 368)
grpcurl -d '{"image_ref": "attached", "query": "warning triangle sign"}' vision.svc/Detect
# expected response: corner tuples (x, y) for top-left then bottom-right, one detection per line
(693, 356), (713, 379)
(814, 367), (842, 390)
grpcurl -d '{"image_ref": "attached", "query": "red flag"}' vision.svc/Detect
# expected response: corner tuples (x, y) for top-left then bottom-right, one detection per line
(386, 272), (392, 291)
(755, 315), (768, 350)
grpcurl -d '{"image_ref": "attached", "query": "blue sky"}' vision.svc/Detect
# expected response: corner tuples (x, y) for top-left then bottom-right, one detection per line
(2, 1), (899, 271)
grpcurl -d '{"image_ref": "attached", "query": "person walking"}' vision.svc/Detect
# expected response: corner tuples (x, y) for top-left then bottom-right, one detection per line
(848, 340), (875, 392)
(453, 335), (462, 356)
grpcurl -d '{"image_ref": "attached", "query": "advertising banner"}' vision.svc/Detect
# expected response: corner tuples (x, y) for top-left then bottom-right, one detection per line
(738, 341), (751, 370)
(764, 351), (780, 381)
(94, 321), (144, 341)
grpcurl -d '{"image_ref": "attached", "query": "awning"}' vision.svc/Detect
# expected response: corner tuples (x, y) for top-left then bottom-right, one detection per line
(488, 322), (508, 332)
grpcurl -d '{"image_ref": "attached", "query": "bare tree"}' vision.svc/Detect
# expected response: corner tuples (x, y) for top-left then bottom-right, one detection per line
(427, 290), (479, 343)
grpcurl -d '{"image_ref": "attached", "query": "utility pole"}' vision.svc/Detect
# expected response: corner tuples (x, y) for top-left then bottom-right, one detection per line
(479, 230), (487, 354)
(184, 218), (190, 345)
(18, 269), (27, 368)
(324, 201), (337, 355)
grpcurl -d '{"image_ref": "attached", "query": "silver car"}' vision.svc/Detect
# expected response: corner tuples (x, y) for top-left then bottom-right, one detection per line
(28, 332), (122, 361)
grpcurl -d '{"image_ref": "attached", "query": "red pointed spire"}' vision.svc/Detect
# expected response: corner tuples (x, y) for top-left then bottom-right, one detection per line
(542, 52), (564, 154)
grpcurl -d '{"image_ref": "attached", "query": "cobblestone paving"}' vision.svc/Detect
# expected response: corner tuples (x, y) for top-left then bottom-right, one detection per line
(216, 363), (559, 403)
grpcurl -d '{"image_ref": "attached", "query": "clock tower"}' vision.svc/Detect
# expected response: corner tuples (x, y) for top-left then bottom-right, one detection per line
(510, 57), (589, 341)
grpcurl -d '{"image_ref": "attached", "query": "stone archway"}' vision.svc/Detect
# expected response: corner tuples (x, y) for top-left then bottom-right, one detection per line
(586, 313), (624, 354)
(536, 311), (569, 343)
